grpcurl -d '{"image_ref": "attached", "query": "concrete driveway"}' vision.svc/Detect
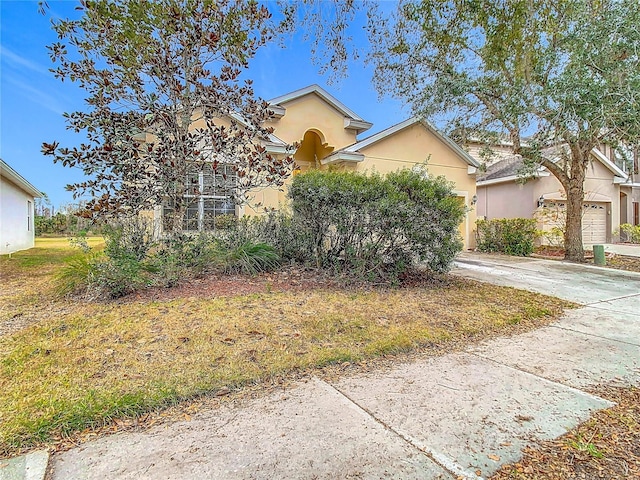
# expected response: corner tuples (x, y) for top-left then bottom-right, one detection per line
(42, 255), (640, 480)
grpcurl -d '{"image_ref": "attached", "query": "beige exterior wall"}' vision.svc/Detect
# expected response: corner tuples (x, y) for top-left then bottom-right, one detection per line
(265, 94), (358, 151)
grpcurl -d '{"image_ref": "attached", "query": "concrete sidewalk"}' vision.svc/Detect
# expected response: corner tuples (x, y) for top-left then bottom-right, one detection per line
(14, 254), (640, 480)
(601, 243), (640, 257)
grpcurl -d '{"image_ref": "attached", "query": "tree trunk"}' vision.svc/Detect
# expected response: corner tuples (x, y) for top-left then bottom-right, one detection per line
(563, 173), (586, 262)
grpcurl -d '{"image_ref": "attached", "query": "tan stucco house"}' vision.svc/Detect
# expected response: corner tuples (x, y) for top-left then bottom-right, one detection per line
(475, 148), (634, 245)
(0, 159), (42, 254)
(258, 85), (480, 248)
(158, 85), (480, 248)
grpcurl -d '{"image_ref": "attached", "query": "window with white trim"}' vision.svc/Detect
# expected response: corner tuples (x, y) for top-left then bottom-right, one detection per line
(27, 200), (32, 232)
(163, 164), (237, 232)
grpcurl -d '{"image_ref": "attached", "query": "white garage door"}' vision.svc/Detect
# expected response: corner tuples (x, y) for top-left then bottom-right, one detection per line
(581, 202), (608, 244)
(541, 201), (607, 245)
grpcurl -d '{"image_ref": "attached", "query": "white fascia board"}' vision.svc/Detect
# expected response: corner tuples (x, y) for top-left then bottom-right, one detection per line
(266, 132), (287, 146)
(476, 170), (549, 187)
(614, 176), (628, 184)
(590, 148), (628, 179)
(344, 118), (374, 133)
(268, 84), (366, 122)
(477, 175), (521, 186)
(0, 159), (42, 197)
(227, 111), (249, 126)
(265, 143), (289, 154)
(320, 151), (365, 165)
(468, 166), (477, 175)
(227, 112), (288, 146)
(268, 105), (286, 118)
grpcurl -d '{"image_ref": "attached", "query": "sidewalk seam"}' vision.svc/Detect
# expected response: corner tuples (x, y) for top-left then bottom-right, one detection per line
(549, 324), (640, 347)
(466, 352), (615, 407)
(585, 292), (640, 306)
(319, 378), (484, 480)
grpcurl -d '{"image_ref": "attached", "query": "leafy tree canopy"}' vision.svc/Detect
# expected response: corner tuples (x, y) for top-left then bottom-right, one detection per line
(299, 0), (640, 260)
(42, 0), (294, 229)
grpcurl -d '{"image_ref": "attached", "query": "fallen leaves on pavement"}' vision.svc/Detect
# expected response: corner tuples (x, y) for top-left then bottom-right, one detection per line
(491, 386), (640, 479)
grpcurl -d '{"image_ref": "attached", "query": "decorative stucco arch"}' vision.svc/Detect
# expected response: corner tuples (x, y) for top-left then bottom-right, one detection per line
(294, 129), (335, 168)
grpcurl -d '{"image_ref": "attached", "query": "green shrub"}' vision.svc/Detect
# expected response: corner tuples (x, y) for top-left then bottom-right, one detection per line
(476, 218), (538, 256)
(54, 252), (102, 297)
(222, 242), (280, 274)
(617, 223), (640, 243)
(55, 219), (154, 299)
(287, 167), (465, 281)
(219, 211), (312, 264)
(149, 232), (221, 286)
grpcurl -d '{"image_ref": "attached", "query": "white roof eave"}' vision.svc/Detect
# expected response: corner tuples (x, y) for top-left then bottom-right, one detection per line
(320, 151), (365, 165)
(0, 159), (42, 198)
(590, 148), (628, 179)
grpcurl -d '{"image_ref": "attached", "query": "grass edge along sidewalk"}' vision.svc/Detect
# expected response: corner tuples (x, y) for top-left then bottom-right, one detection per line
(1, 238), (574, 457)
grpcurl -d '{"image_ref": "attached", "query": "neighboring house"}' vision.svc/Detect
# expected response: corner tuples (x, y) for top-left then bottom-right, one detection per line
(598, 143), (640, 229)
(474, 149), (631, 245)
(0, 159), (42, 254)
(158, 85), (480, 248)
(464, 137), (520, 165)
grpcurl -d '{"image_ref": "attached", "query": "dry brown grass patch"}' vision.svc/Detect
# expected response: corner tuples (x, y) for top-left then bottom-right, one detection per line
(0, 238), (574, 457)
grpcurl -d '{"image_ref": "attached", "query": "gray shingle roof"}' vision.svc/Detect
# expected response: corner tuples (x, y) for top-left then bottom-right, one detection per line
(476, 156), (525, 181)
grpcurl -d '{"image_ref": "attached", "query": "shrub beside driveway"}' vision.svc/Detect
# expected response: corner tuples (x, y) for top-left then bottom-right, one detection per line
(0, 238), (573, 456)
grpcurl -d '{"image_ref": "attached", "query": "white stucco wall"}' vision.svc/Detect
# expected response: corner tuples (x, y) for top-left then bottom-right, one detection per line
(0, 176), (35, 254)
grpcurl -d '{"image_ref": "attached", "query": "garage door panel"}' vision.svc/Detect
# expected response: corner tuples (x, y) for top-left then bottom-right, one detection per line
(540, 201), (607, 245)
(582, 203), (607, 244)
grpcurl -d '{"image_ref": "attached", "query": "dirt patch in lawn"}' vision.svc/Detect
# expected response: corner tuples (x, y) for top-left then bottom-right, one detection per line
(124, 266), (341, 302)
(491, 385), (640, 479)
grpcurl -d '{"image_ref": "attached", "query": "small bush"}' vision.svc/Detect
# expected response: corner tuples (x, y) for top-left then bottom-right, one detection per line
(219, 211), (312, 264)
(55, 219), (155, 299)
(222, 242), (280, 274)
(617, 223), (640, 243)
(54, 252), (102, 297)
(149, 233), (221, 286)
(476, 218), (538, 256)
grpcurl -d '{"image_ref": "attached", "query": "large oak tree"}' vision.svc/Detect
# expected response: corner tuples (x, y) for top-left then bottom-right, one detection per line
(299, 0), (640, 260)
(371, 0), (640, 261)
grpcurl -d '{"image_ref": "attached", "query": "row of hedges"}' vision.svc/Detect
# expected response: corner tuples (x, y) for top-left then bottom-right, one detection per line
(475, 218), (538, 256)
(58, 167), (467, 297)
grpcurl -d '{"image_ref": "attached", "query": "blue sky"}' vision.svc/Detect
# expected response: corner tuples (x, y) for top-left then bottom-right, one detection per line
(1, 1), (409, 209)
